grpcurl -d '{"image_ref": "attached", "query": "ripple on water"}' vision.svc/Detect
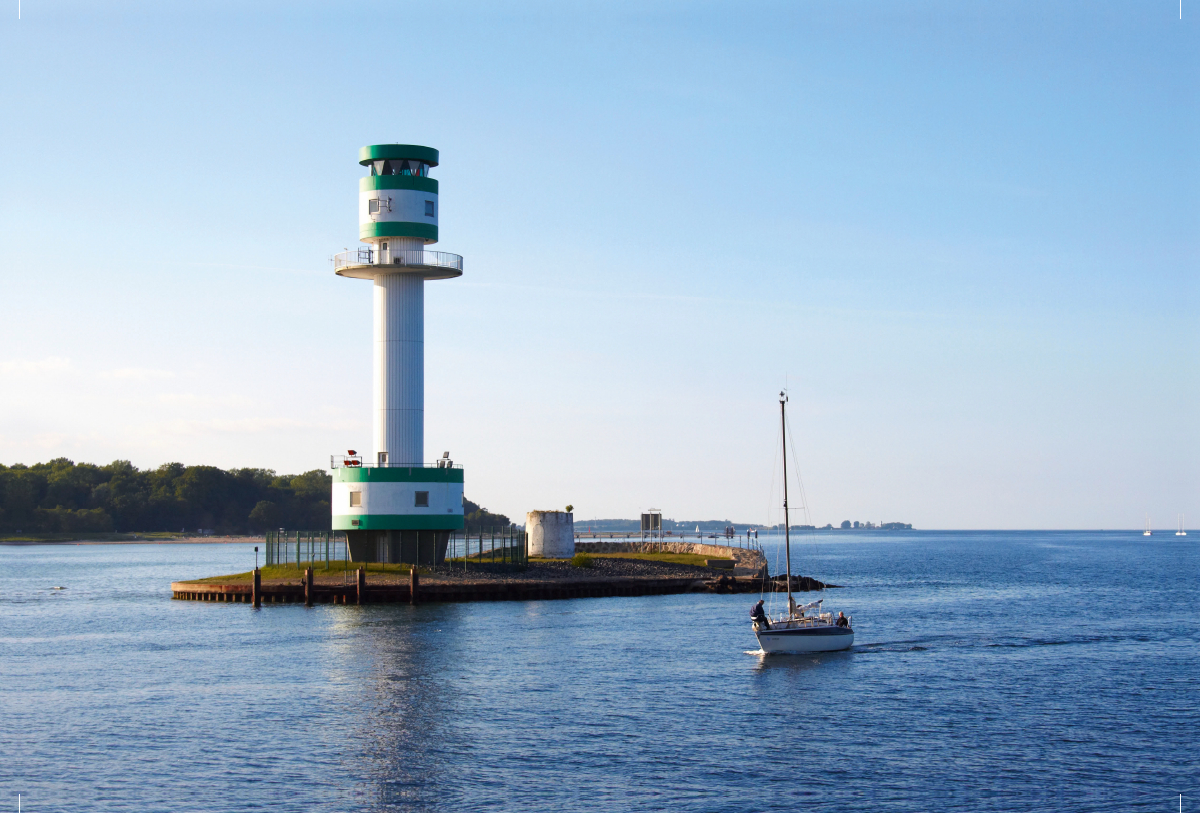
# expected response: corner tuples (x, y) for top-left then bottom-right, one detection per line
(0, 532), (1197, 812)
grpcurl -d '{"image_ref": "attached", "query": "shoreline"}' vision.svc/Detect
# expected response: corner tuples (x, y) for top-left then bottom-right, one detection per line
(1, 535), (260, 546)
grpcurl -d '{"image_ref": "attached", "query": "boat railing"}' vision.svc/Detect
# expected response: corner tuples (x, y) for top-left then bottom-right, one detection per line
(764, 612), (853, 630)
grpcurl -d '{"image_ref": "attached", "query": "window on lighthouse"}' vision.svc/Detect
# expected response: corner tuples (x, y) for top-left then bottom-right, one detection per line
(425, 201), (435, 218)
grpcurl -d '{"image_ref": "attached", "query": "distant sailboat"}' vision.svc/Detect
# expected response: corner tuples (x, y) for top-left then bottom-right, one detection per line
(1178, 515), (1187, 537)
(1144, 517), (1152, 537)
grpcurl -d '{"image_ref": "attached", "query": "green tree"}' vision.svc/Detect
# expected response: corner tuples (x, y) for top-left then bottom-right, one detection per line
(248, 500), (281, 530)
(462, 497), (512, 531)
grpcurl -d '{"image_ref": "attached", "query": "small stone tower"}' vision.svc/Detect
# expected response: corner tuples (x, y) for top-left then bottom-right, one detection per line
(527, 511), (575, 558)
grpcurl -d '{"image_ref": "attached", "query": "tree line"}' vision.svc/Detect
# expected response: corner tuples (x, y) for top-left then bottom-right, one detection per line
(0, 458), (513, 535)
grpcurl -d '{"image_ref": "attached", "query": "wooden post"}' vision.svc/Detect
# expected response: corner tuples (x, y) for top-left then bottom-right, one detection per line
(356, 567), (366, 605)
(252, 568), (261, 609)
(410, 566), (419, 605)
(304, 567), (314, 607)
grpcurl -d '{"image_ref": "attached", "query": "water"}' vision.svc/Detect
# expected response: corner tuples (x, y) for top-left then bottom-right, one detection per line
(1, 532), (1196, 811)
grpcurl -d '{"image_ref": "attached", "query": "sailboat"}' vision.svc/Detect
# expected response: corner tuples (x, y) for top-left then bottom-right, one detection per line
(752, 391), (854, 654)
(1144, 517), (1152, 537)
(1178, 515), (1187, 537)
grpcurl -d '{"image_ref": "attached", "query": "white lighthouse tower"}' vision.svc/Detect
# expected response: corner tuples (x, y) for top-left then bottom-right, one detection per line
(330, 144), (464, 565)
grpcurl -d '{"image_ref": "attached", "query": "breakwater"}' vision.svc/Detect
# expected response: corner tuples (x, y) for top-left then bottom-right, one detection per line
(574, 539), (768, 577)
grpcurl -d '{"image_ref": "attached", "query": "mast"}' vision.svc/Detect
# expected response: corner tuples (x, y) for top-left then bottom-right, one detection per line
(781, 391), (795, 617)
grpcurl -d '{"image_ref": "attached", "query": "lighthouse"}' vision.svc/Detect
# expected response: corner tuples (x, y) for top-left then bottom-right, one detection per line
(330, 144), (465, 565)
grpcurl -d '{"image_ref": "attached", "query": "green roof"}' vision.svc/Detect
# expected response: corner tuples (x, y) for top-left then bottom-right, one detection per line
(359, 144), (439, 167)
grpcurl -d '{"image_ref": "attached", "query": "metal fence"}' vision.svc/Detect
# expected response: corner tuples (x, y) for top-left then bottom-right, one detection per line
(447, 526), (528, 567)
(265, 530), (348, 567)
(263, 528), (526, 568)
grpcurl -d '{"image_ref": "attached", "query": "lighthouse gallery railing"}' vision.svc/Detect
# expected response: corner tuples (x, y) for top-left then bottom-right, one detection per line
(332, 248), (463, 272)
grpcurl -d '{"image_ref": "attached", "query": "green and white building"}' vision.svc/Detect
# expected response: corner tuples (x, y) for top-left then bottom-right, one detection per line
(330, 144), (464, 565)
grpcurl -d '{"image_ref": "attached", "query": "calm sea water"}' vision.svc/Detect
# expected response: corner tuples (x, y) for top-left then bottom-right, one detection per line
(1, 531), (1196, 812)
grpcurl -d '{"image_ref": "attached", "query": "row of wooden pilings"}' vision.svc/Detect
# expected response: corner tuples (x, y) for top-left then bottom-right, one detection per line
(172, 567), (421, 607)
(251, 567), (419, 608)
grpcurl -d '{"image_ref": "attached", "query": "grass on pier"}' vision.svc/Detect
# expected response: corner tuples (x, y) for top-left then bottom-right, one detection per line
(447, 546), (525, 563)
(186, 561), (415, 584)
(181, 552), (734, 585)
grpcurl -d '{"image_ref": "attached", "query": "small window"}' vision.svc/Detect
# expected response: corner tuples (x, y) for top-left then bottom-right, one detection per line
(381, 242), (388, 251)
(425, 200), (435, 218)
(349, 491), (362, 508)
(377, 451), (387, 466)
(368, 199), (380, 215)
(414, 491), (429, 508)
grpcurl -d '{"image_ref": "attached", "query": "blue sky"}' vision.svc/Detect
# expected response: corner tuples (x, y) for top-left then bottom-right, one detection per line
(1, 1), (1195, 528)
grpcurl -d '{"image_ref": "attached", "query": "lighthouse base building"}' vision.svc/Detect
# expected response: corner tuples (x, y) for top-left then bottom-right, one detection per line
(329, 144), (465, 564)
(333, 465), (464, 565)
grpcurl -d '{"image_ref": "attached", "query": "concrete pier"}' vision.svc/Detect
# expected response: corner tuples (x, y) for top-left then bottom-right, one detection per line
(167, 541), (831, 606)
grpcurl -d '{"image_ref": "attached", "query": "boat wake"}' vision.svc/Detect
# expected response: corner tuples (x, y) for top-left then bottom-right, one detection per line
(849, 630), (1160, 654)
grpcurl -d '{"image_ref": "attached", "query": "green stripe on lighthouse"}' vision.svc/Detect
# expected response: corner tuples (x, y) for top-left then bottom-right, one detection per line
(359, 222), (438, 242)
(333, 514), (465, 531)
(335, 467), (464, 484)
(359, 144), (440, 166)
(361, 175), (439, 194)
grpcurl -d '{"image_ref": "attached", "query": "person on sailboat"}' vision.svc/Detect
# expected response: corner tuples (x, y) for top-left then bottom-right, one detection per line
(836, 612), (849, 628)
(751, 599), (770, 629)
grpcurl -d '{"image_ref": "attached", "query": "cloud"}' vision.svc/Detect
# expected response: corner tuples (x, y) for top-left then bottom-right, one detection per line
(99, 367), (175, 381)
(0, 357), (72, 375)
(155, 392), (261, 408)
(150, 416), (358, 436)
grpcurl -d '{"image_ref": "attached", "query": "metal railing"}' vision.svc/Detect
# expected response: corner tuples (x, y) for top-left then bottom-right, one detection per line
(265, 530), (349, 568)
(330, 455), (463, 469)
(264, 528), (526, 568)
(333, 248), (463, 272)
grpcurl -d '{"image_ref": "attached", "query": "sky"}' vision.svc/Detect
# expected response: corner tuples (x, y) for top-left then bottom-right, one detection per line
(0, 0), (1196, 529)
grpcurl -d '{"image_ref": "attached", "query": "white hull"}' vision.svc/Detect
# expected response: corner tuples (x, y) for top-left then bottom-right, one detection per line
(754, 625), (854, 653)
